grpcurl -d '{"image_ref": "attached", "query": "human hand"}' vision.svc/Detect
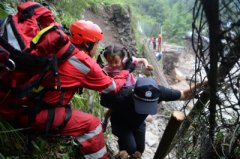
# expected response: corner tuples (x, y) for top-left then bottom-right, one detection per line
(145, 64), (154, 71)
(181, 80), (208, 100)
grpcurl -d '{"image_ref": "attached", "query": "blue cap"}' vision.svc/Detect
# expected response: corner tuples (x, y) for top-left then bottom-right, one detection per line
(133, 77), (160, 115)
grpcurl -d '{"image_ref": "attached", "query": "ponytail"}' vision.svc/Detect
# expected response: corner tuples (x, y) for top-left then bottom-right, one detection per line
(97, 45), (114, 68)
(97, 45), (132, 68)
(121, 47), (133, 66)
(123, 47), (132, 60)
(97, 49), (105, 68)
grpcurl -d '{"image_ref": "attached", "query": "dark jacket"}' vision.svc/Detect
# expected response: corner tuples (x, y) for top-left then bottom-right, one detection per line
(101, 85), (181, 130)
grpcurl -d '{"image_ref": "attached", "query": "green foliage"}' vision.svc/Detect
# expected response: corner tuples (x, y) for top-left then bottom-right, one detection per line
(0, 119), (26, 157)
(130, 7), (146, 54)
(0, 118), (77, 158)
(95, 0), (128, 5)
(52, 0), (128, 28)
(134, 13), (157, 36)
(130, 0), (193, 44)
(0, 0), (18, 17)
(132, 0), (165, 24)
(161, 0), (192, 44)
(53, 0), (88, 26)
(1, 135), (78, 159)
(130, 0), (166, 37)
(25, 136), (77, 159)
(72, 89), (105, 119)
(52, 0), (129, 26)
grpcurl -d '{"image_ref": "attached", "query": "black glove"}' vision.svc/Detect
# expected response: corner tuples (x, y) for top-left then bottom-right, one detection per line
(123, 58), (136, 73)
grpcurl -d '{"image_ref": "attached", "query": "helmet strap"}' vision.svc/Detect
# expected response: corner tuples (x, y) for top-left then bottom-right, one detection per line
(85, 42), (95, 51)
(81, 42), (95, 56)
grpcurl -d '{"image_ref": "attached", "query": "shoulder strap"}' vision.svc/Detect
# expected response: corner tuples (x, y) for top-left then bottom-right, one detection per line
(18, 3), (42, 23)
(58, 43), (75, 63)
(5, 16), (26, 50)
(31, 25), (56, 47)
(0, 36), (22, 57)
(0, 36), (49, 68)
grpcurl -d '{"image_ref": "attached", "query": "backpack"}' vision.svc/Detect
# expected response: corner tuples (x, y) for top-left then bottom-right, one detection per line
(100, 86), (134, 110)
(0, 2), (75, 132)
(0, 1), (75, 100)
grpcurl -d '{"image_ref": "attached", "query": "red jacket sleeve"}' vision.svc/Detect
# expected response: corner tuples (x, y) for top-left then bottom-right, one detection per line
(59, 50), (129, 94)
(83, 59), (129, 94)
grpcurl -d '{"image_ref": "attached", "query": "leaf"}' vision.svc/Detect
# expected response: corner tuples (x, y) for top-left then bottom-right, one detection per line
(31, 140), (41, 151)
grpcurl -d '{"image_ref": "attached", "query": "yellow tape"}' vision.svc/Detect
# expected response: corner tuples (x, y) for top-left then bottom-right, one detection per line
(32, 85), (44, 93)
(32, 25), (55, 45)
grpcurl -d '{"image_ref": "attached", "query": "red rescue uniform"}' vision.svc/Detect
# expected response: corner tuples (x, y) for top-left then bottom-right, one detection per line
(0, 47), (129, 159)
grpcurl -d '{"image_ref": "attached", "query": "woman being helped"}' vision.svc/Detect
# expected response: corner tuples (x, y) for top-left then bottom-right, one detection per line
(101, 76), (207, 158)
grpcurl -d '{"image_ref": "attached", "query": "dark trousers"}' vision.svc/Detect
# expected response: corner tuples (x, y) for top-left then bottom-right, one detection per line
(111, 122), (146, 154)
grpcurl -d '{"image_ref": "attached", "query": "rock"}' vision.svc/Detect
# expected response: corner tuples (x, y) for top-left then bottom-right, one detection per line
(145, 115), (154, 123)
(174, 68), (185, 81)
(145, 131), (158, 147)
(170, 80), (190, 91)
(117, 28), (125, 34)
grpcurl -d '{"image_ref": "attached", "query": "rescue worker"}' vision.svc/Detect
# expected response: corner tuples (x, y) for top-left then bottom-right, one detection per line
(157, 34), (162, 52)
(0, 20), (135, 159)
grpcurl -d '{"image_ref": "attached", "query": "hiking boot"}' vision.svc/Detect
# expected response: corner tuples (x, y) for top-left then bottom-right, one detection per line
(131, 151), (142, 159)
(115, 150), (129, 159)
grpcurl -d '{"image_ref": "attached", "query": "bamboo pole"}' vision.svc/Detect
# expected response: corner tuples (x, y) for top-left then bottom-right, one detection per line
(153, 111), (185, 159)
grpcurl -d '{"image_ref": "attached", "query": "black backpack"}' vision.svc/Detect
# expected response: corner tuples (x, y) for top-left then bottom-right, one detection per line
(100, 86), (134, 110)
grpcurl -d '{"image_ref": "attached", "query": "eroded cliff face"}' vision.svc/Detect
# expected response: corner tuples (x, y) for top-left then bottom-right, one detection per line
(83, 4), (137, 54)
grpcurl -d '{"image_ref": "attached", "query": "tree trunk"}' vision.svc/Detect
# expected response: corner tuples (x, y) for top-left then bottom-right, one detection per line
(153, 111), (185, 159)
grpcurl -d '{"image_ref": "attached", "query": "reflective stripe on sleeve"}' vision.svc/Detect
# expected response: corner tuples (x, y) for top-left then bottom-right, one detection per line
(6, 24), (21, 51)
(84, 146), (107, 159)
(76, 124), (102, 143)
(68, 55), (90, 74)
(102, 80), (116, 94)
